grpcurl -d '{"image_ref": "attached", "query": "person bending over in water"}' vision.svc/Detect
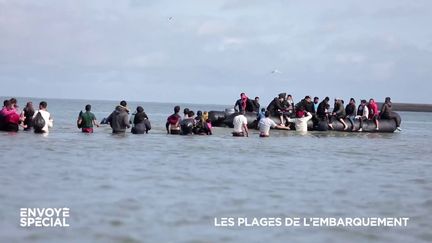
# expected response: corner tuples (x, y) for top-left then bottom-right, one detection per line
(232, 110), (249, 137)
(166, 106), (181, 134)
(258, 111), (289, 137)
(368, 98), (379, 130)
(78, 104), (99, 133)
(379, 97), (402, 131)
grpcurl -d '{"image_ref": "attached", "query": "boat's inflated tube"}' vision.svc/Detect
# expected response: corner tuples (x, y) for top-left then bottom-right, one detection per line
(208, 110), (401, 133)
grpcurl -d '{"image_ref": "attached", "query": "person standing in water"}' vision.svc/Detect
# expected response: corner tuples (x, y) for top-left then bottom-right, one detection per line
(232, 110), (249, 137)
(32, 101), (53, 133)
(107, 100), (130, 134)
(166, 106), (182, 134)
(21, 102), (35, 131)
(78, 104), (99, 133)
(258, 111), (290, 137)
(131, 106), (151, 134)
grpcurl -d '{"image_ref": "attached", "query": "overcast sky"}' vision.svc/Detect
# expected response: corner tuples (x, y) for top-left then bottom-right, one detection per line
(1, 0), (431, 105)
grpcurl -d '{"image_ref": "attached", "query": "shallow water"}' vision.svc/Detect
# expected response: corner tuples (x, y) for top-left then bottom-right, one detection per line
(0, 98), (431, 243)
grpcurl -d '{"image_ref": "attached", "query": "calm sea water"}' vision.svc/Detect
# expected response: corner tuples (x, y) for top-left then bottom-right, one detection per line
(0, 98), (431, 243)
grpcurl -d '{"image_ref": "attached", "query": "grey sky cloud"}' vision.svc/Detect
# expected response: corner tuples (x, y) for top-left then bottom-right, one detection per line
(1, 0), (431, 104)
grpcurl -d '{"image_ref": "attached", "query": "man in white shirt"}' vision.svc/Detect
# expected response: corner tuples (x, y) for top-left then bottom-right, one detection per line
(32, 101), (53, 133)
(232, 110), (248, 137)
(258, 111), (289, 137)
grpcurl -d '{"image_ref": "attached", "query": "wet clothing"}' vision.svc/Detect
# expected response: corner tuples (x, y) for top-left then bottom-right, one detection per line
(258, 117), (277, 136)
(23, 107), (35, 131)
(0, 107), (20, 132)
(131, 111), (151, 134)
(107, 106), (130, 133)
(32, 110), (53, 133)
(166, 113), (181, 133)
(180, 118), (195, 135)
(80, 111), (96, 129)
(233, 114), (247, 133)
(295, 112), (313, 132)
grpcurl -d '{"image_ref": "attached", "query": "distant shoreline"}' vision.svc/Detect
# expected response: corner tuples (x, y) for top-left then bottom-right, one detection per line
(377, 103), (432, 112)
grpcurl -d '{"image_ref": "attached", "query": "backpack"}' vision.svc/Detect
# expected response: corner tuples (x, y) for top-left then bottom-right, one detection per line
(77, 111), (83, 129)
(33, 112), (45, 132)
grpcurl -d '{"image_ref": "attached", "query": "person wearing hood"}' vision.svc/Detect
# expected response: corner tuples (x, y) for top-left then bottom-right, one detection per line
(316, 97), (332, 129)
(234, 93), (254, 113)
(330, 98), (348, 130)
(131, 106), (151, 134)
(107, 100), (130, 134)
(345, 98), (357, 131)
(267, 93), (286, 126)
(368, 98), (380, 130)
(380, 97), (401, 131)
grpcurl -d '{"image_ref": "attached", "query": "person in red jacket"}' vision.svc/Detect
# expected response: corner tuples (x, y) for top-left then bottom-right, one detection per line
(368, 98), (379, 130)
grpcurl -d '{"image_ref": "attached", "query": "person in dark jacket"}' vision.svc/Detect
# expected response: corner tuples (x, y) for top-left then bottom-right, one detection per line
(22, 102), (35, 131)
(295, 96), (314, 114)
(107, 100), (130, 134)
(131, 106), (151, 134)
(330, 98), (348, 130)
(345, 98), (356, 131)
(234, 93), (255, 113)
(316, 97), (330, 120)
(267, 93), (286, 126)
(252, 96), (260, 112)
(379, 97), (402, 131)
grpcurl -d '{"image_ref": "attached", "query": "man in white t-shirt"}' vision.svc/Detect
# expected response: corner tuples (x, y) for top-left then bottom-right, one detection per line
(232, 110), (248, 137)
(258, 111), (289, 137)
(32, 101), (53, 133)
